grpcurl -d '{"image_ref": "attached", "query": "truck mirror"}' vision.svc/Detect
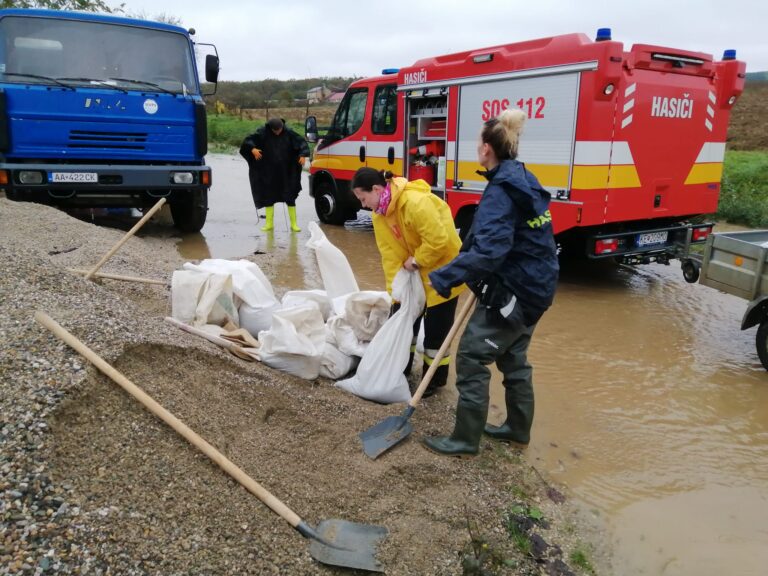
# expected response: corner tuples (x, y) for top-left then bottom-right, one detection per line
(305, 115), (318, 143)
(205, 54), (220, 83)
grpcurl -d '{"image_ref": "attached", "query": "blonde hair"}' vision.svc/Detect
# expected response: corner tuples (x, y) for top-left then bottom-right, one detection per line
(481, 108), (526, 160)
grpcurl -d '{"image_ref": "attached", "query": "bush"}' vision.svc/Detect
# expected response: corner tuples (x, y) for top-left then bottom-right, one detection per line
(718, 151), (768, 227)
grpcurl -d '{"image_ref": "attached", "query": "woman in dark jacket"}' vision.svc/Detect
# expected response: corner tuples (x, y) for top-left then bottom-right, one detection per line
(424, 108), (559, 456)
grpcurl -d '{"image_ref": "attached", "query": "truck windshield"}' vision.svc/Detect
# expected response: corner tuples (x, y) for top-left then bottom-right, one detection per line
(0, 15), (197, 95)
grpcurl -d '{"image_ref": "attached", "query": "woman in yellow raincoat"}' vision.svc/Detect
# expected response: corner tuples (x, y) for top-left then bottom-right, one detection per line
(351, 167), (464, 395)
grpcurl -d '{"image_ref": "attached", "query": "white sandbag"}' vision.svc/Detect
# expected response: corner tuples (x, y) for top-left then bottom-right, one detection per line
(344, 291), (392, 342)
(306, 221), (359, 299)
(183, 259), (278, 309)
(326, 315), (368, 358)
(258, 303), (326, 380)
(171, 269), (238, 327)
(336, 269), (425, 403)
(282, 290), (332, 320)
(319, 341), (358, 380)
(239, 301), (282, 336)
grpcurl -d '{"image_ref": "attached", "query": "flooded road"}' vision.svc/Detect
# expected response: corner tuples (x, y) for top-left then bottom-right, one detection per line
(181, 154), (768, 575)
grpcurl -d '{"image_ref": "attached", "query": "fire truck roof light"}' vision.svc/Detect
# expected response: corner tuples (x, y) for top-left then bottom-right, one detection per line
(722, 49), (737, 61)
(382, 68), (399, 75)
(596, 28), (612, 41)
(473, 53), (493, 63)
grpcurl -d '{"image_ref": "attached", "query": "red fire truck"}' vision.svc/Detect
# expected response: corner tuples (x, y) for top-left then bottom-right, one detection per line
(305, 28), (745, 278)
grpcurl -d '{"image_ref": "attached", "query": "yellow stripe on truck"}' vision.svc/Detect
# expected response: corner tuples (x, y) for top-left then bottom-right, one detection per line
(571, 165), (641, 189)
(456, 161), (569, 188)
(366, 157), (404, 173)
(684, 162), (723, 185)
(312, 157), (362, 172)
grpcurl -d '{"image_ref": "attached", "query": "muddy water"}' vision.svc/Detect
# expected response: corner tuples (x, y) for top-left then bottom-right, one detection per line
(179, 154), (768, 575)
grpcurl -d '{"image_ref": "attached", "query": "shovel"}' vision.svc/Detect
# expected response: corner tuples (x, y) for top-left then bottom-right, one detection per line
(359, 292), (476, 459)
(34, 311), (388, 572)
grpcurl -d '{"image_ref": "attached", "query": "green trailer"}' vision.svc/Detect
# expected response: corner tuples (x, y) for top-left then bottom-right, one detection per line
(698, 230), (768, 370)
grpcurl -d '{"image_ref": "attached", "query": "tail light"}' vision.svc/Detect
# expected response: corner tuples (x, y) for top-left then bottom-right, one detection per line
(595, 238), (619, 255)
(692, 226), (712, 242)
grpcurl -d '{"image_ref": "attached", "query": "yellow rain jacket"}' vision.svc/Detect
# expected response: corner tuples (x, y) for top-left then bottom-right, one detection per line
(372, 177), (464, 307)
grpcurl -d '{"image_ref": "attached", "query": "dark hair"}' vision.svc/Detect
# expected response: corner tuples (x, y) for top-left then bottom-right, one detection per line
(267, 117), (284, 131)
(481, 109), (526, 161)
(350, 167), (393, 191)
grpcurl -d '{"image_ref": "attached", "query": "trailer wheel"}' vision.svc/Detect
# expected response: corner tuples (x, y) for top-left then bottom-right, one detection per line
(170, 189), (208, 233)
(314, 179), (353, 225)
(756, 320), (768, 371)
(681, 259), (700, 283)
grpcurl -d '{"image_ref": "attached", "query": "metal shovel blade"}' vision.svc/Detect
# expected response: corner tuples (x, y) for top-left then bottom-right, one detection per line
(309, 519), (388, 572)
(359, 412), (414, 459)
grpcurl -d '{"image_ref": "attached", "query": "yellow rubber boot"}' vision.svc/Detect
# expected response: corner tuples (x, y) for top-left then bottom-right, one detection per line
(288, 205), (301, 232)
(261, 206), (274, 232)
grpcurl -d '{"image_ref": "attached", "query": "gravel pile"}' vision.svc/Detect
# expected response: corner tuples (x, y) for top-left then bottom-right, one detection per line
(0, 197), (606, 575)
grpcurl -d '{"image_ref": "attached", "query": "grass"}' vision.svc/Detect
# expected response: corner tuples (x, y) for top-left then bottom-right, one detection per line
(717, 150), (768, 227)
(569, 545), (596, 575)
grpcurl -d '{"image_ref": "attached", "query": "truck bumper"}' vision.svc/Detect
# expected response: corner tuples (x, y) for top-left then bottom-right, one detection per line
(0, 162), (211, 207)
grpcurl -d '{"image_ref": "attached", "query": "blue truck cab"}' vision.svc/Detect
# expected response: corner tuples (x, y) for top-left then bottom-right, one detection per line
(0, 9), (219, 232)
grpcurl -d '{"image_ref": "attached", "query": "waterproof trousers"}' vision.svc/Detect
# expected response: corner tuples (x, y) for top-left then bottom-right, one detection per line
(455, 305), (536, 445)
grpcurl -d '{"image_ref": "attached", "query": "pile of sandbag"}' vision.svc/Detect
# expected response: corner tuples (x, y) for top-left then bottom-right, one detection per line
(170, 222), (421, 403)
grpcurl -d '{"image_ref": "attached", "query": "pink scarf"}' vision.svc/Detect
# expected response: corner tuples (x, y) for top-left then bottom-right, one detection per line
(375, 183), (392, 215)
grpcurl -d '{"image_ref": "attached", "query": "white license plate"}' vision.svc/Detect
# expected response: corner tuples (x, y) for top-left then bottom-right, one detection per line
(50, 172), (98, 183)
(637, 231), (668, 246)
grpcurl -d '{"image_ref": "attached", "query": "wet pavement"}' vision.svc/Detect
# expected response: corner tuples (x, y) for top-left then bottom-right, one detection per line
(135, 153), (768, 574)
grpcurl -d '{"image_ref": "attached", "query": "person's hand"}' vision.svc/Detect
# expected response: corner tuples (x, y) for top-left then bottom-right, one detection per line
(404, 256), (419, 271)
(251, 148), (262, 160)
(298, 156), (306, 166)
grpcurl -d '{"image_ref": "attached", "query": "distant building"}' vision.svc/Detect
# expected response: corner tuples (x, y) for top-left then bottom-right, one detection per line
(307, 86), (331, 104)
(327, 91), (345, 103)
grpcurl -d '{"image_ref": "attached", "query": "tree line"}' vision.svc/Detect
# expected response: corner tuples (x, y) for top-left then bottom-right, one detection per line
(206, 78), (357, 111)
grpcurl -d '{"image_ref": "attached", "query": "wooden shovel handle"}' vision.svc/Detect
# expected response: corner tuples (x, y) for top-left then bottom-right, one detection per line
(164, 317), (259, 362)
(409, 292), (476, 406)
(34, 311), (303, 528)
(84, 198), (166, 280)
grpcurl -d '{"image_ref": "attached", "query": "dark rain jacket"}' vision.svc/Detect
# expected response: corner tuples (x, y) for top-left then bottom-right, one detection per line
(239, 124), (310, 208)
(429, 159), (558, 325)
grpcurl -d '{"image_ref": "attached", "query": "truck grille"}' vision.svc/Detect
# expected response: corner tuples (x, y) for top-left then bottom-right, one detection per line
(68, 130), (147, 150)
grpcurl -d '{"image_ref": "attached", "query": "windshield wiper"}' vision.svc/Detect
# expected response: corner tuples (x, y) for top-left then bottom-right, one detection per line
(108, 77), (175, 95)
(1, 72), (75, 90)
(56, 77), (129, 93)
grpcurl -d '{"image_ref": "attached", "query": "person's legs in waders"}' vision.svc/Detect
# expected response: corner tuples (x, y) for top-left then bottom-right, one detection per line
(421, 296), (459, 397)
(484, 323), (536, 446)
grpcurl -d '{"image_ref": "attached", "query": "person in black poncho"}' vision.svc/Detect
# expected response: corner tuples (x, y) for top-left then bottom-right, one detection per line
(239, 118), (309, 232)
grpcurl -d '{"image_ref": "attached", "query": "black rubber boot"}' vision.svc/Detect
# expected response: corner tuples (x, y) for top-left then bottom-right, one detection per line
(483, 423), (529, 446)
(423, 364), (449, 397)
(422, 405), (486, 457)
(403, 351), (415, 376)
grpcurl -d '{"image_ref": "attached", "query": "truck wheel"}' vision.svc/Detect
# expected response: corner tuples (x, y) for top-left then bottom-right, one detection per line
(314, 179), (353, 225)
(757, 320), (768, 371)
(681, 259), (700, 283)
(170, 189), (208, 233)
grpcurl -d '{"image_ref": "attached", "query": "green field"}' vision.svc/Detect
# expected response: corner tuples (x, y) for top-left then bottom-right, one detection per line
(719, 151), (768, 227)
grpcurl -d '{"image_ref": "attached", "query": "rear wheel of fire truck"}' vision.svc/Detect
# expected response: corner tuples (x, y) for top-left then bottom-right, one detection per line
(314, 179), (353, 225)
(681, 259), (700, 283)
(756, 319), (768, 371)
(170, 189), (208, 233)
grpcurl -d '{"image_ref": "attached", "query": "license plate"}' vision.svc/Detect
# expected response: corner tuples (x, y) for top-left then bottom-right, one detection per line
(50, 172), (98, 183)
(636, 231), (668, 246)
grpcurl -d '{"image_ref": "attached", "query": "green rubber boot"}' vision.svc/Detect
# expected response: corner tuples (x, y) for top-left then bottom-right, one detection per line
(422, 405), (486, 457)
(288, 205), (301, 232)
(483, 423), (529, 447)
(261, 205), (274, 232)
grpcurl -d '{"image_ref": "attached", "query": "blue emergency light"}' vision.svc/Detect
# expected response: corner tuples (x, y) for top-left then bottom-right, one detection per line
(596, 28), (612, 42)
(382, 68), (399, 75)
(722, 49), (737, 61)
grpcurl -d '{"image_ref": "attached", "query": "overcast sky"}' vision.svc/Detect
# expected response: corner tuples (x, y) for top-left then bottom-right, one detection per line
(123, 0), (767, 81)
